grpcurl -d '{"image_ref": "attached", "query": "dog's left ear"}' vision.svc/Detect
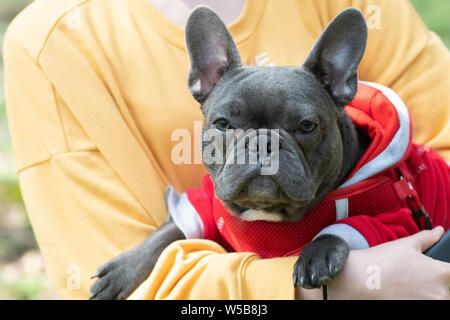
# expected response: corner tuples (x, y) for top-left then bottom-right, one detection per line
(302, 8), (368, 107)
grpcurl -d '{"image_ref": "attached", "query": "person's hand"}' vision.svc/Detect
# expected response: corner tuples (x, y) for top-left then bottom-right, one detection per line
(296, 227), (450, 299)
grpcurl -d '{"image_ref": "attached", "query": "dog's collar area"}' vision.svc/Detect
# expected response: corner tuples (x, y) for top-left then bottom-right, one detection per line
(339, 81), (411, 188)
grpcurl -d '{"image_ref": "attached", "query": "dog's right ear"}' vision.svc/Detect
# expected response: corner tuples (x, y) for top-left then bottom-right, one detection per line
(185, 6), (241, 103)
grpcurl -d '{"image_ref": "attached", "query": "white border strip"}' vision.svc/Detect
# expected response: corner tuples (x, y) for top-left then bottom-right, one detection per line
(314, 224), (370, 250)
(339, 81), (411, 188)
(335, 198), (349, 220)
(166, 186), (204, 239)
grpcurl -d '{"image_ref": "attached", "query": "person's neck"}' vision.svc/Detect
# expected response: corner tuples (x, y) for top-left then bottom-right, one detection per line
(148, 0), (245, 28)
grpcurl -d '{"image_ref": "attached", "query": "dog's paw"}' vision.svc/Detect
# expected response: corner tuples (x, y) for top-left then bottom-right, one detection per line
(293, 234), (349, 289)
(90, 251), (146, 300)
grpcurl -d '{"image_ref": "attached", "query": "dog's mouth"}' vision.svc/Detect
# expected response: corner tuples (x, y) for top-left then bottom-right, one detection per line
(236, 199), (289, 213)
(226, 198), (309, 222)
(236, 176), (287, 201)
(222, 176), (313, 222)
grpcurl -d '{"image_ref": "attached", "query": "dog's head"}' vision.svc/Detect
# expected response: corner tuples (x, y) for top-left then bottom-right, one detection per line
(185, 7), (368, 221)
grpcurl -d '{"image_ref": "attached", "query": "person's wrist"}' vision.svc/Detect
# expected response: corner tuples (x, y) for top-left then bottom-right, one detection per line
(327, 250), (379, 300)
(294, 286), (322, 300)
(294, 250), (367, 300)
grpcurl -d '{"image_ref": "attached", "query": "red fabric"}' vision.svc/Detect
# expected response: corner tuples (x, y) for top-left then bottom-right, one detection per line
(345, 84), (401, 179)
(338, 209), (420, 247)
(185, 83), (450, 258)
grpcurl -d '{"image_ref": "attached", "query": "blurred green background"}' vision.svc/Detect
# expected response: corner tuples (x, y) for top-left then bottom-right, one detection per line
(0, 0), (449, 300)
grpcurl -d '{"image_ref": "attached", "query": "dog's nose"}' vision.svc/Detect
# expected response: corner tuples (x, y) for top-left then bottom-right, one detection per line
(244, 129), (273, 158)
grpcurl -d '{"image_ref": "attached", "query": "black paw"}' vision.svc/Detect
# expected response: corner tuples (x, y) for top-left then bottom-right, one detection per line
(293, 234), (349, 289)
(90, 250), (147, 300)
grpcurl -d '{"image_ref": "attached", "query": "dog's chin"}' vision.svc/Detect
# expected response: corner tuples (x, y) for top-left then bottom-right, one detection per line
(223, 199), (312, 222)
(240, 209), (286, 222)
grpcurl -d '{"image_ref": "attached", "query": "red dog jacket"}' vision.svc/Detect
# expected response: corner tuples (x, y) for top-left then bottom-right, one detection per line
(166, 82), (450, 258)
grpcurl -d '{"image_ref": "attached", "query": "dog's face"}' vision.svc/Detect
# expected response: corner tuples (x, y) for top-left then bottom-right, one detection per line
(185, 7), (367, 221)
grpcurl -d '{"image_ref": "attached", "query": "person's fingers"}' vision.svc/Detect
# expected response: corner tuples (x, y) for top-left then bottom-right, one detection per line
(405, 226), (444, 252)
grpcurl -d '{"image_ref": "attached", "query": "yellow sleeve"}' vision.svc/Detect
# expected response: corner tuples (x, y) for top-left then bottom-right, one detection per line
(3, 0), (297, 300)
(316, 0), (450, 160)
(129, 240), (297, 300)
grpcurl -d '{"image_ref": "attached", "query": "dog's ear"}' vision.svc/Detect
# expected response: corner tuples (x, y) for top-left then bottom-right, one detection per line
(185, 6), (241, 103)
(302, 8), (367, 107)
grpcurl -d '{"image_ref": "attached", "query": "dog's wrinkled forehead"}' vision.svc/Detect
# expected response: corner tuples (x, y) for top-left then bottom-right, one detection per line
(204, 66), (337, 125)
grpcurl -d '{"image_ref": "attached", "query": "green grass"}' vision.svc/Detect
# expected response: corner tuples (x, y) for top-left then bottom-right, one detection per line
(410, 0), (450, 48)
(0, 274), (52, 300)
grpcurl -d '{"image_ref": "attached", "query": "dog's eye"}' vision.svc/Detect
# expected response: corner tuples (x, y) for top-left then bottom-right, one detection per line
(299, 120), (317, 133)
(213, 118), (233, 131)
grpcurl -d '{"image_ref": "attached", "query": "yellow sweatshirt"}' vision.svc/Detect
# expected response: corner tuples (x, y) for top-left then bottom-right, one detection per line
(3, 0), (450, 300)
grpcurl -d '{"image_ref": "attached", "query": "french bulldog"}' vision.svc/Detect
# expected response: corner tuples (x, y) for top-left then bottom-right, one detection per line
(90, 6), (371, 300)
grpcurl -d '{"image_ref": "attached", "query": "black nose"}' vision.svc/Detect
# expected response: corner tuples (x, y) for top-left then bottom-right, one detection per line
(244, 129), (272, 159)
(261, 136), (272, 157)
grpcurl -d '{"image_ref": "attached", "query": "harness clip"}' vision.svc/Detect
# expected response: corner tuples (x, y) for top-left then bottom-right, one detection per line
(412, 205), (433, 231)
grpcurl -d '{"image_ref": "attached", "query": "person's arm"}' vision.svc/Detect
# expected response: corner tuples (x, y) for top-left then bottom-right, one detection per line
(3, 1), (297, 300)
(316, 0), (450, 160)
